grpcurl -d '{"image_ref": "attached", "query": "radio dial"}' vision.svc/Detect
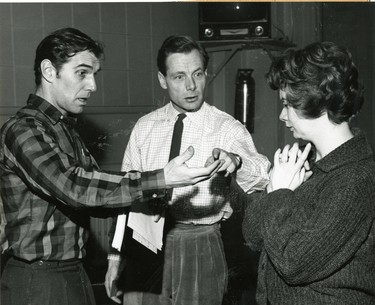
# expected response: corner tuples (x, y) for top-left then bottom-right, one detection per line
(204, 28), (214, 38)
(254, 26), (264, 37)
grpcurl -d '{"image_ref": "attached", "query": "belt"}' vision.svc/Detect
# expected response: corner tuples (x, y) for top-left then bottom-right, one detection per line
(170, 222), (221, 236)
(10, 256), (81, 268)
(174, 222), (221, 229)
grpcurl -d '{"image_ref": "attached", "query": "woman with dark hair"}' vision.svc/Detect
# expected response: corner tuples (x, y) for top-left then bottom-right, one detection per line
(242, 42), (375, 304)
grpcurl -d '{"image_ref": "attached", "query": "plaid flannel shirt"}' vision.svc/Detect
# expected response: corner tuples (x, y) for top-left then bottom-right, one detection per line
(0, 94), (166, 261)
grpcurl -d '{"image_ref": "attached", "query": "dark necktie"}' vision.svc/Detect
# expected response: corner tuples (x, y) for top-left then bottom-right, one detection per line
(168, 113), (186, 161)
(138, 113), (187, 278)
(165, 113), (186, 201)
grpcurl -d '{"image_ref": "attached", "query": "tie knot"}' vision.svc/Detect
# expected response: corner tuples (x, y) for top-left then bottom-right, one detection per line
(177, 113), (186, 121)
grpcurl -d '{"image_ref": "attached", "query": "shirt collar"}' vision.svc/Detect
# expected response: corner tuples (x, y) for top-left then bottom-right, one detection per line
(26, 94), (77, 127)
(166, 101), (207, 128)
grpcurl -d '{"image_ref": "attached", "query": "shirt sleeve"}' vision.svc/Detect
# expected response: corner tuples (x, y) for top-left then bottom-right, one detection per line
(3, 118), (166, 210)
(108, 122), (143, 257)
(225, 121), (270, 193)
(121, 120), (142, 173)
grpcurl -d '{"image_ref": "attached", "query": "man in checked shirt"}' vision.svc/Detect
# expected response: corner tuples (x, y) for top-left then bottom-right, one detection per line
(105, 35), (271, 305)
(0, 28), (225, 305)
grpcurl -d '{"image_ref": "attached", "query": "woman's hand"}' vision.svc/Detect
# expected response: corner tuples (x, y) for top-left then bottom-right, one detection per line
(267, 142), (312, 192)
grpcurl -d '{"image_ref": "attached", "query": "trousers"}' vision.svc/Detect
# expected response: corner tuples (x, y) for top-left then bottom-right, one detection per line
(122, 223), (228, 305)
(1, 257), (96, 305)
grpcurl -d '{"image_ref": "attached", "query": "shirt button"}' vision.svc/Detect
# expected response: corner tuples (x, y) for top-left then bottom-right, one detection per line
(152, 193), (158, 198)
(38, 260), (44, 266)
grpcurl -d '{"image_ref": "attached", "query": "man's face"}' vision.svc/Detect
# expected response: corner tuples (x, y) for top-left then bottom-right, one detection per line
(49, 50), (100, 115)
(158, 49), (207, 113)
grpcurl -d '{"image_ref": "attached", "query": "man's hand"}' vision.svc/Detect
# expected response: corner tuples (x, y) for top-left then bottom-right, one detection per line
(164, 146), (223, 188)
(267, 142), (312, 192)
(205, 148), (242, 177)
(105, 259), (123, 304)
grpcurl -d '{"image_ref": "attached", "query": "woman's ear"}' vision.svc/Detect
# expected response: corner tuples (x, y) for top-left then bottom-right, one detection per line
(158, 71), (168, 90)
(40, 59), (56, 83)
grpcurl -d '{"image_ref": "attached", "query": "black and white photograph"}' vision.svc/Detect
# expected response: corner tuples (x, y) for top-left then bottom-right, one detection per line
(1, 2), (374, 305)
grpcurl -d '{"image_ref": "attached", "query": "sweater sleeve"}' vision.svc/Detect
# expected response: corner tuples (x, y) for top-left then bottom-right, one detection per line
(242, 189), (268, 251)
(258, 169), (374, 285)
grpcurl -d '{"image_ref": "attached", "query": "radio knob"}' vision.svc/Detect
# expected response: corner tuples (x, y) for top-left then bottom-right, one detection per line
(204, 28), (214, 38)
(254, 26), (264, 36)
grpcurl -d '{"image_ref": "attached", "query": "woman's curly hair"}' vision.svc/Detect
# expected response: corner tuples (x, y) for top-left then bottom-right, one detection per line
(266, 41), (364, 123)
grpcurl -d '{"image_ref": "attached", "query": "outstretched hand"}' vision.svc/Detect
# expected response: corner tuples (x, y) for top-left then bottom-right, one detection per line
(205, 148), (241, 177)
(164, 146), (223, 188)
(267, 142), (313, 192)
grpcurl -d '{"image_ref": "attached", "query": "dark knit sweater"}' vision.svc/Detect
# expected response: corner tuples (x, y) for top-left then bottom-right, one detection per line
(242, 131), (375, 305)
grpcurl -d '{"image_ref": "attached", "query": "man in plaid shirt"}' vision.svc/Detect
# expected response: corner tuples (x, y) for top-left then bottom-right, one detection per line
(0, 28), (223, 305)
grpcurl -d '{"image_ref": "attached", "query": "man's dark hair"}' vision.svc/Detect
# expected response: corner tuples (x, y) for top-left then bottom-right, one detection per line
(34, 27), (104, 87)
(157, 35), (209, 76)
(266, 41), (364, 124)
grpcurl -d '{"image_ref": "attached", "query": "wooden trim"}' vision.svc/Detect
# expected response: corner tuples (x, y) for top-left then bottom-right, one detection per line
(0, 105), (156, 116)
(82, 106), (155, 115)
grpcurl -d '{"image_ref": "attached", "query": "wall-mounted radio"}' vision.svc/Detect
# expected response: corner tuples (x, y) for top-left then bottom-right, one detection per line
(199, 2), (271, 41)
